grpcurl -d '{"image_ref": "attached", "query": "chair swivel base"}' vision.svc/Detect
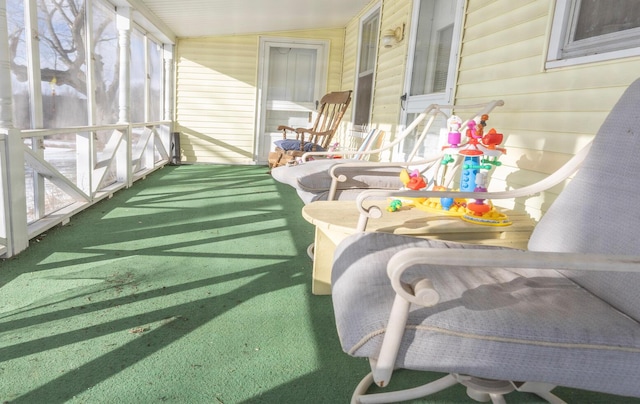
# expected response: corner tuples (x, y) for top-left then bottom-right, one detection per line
(351, 372), (566, 404)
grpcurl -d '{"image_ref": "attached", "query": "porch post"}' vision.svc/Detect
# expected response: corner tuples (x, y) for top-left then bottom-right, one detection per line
(117, 7), (131, 124)
(0, 0), (12, 128)
(0, 0), (29, 256)
(116, 6), (132, 186)
(163, 44), (174, 124)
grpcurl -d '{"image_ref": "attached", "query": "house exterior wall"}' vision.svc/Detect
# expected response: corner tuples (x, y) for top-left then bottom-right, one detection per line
(175, 28), (345, 164)
(457, 0), (640, 219)
(338, 0), (640, 219)
(175, 0), (639, 219)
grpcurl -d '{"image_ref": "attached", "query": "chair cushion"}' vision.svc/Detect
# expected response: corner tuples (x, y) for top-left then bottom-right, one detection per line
(528, 78), (640, 323)
(274, 139), (325, 152)
(271, 159), (403, 194)
(332, 232), (640, 398)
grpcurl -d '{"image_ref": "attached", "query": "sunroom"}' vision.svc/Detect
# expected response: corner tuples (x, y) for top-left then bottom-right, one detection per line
(2, 0), (640, 402)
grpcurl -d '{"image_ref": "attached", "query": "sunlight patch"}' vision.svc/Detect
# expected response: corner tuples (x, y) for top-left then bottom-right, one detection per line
(37, 251), (108, 266)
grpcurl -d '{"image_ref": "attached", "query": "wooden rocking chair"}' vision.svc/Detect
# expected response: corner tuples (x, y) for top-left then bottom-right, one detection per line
(268, 90), (352, 169)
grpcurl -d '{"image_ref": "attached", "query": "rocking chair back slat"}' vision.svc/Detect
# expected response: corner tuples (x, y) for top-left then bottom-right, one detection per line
(311, 91), (352, 148)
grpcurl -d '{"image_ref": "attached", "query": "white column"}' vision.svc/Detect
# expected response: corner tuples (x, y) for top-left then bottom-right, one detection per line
(163, 44), (174, 124)
(117, 7), (131, 124)
(116, 7), (132, 186)
(0, 1), (12, 127)
(0, 0), (29, 256)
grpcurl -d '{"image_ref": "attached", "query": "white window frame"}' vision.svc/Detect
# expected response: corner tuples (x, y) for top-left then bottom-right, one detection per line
(546, 0), (640, 69)
(351, 3), (381, 134)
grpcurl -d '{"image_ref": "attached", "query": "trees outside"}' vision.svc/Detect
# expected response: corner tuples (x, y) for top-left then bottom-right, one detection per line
(8, 0), (119, 129)
(5, 0), (167, 221)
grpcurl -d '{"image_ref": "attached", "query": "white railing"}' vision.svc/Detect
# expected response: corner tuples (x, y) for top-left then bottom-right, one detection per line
(0, 121), (172, 257)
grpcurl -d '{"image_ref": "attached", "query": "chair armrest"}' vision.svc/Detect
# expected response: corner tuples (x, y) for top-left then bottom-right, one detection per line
(277, 125), (297, 133)
(295, 128), (331, 137)
(288, 128), (332, 150)
(387, 248), (640, 307)
(370, 246), (640, 385)
(299, 100), (504, 163)
(300, 149), (360, 159)
(324, 155), (445, 201)
(329, 154), (445, 181)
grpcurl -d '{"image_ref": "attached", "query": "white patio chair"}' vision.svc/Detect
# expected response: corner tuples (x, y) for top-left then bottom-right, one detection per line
(331, 78), (640, 403)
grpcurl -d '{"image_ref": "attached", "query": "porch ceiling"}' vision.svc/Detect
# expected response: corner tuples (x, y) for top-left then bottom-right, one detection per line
(136, 0), (372, 38)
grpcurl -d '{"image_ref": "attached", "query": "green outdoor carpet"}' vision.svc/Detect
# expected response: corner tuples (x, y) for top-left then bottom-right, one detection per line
(0, 164), (637, 403)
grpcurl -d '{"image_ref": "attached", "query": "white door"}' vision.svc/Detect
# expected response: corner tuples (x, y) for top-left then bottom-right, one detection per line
(397, 0), (464, 160)
(255, 38), (329, 164)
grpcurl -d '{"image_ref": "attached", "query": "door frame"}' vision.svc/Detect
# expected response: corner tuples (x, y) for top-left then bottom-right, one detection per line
(255, 37), (330, 164)
(402, 0), (465, 112)
(395, 0), (465, 160)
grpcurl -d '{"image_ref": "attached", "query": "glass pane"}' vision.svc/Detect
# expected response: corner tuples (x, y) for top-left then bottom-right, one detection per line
(359, 13), (379, 74)
(24, 162), (36, 223)
(93, 0), (119, 125)
(410, 0), (455, 96)
(432, 24), (453, 93)
(131, 126), (149, 172)
(7, 0), (30, 129)
(130, 29), (146, 122)
(25, 133), (78, 222)
(44, 177), (75, 216)
(354, 72), (373, 127)
(148, 39), (163, 122)
(267, 47), (316, 103)
(574, 0), (640, 40)
(354, 10), (379, 129)
(38, 0), (88, 128)
(95, 129), (119, 188)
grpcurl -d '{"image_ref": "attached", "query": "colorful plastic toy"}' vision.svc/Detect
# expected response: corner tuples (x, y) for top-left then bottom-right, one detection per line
(414, 114), (512, 226)
(387, 199), (403, 212)
(399, 169), (427, 191)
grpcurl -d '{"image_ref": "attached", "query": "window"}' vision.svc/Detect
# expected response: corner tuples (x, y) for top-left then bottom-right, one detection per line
(130, 28), (146, 123)
(353, 8), (379, 131)
(130, 29), (164, 123)
(409, 0), (455, 96)
(38, 0), (89, 128)
(7, 0), (30, 129)
(148, 39), (164, 122)
(92, 0), (119, 125)
(547, 0), (640, 68)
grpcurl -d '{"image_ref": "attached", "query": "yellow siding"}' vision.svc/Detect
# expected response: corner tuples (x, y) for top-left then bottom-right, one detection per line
(372, 0), (411, 138)
(338, 0), (411, 154)
(455, 0), (640, 219)
(337, 2), (365, 150)
(175, 29), (345, 164)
